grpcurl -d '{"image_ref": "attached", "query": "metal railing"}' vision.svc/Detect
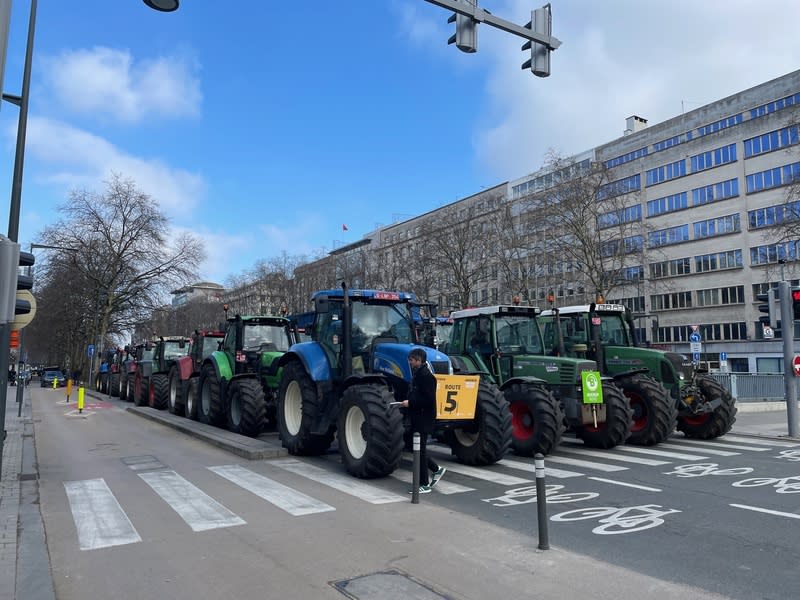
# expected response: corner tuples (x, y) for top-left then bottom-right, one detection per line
(708, 373), (786, 402)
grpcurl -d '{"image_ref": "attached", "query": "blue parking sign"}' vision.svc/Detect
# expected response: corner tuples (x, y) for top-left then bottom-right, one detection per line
(87, 344), (95, 358)
(692, 352), (700, 362)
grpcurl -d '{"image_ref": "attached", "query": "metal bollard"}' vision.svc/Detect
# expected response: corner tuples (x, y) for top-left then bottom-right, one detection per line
(535, 453), (550, 550)
(412, 432), (420, 504)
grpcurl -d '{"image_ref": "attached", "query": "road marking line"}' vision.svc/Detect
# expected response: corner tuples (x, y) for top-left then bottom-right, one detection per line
(672, 439), (770, 452)
(496, 457), (584, 479)
(209, 465), (335, 516)
(730, 503), (800, 519)
(588, 477), (662, 492)
(557, 447), (670, 466)
(138, 470), (245, 531)
(542, 455), (628, 472)
(391, 468), (475, 494)
(422, 455), (533, 485)
(271, 459), (407, 504)
(656, 442), (739, 456)
(64, 478), (141, 550)
(723, 435), (799, 448)
(570, 441), (707, 461)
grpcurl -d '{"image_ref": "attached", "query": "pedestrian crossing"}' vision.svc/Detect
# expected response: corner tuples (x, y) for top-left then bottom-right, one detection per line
(62, 434), (799, 550)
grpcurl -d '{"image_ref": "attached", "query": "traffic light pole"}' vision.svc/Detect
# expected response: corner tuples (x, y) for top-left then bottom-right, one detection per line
(779, 281), (798, 436)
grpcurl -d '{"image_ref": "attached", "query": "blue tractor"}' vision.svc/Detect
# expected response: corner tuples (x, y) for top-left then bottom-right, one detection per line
(276, 285), (512, 479)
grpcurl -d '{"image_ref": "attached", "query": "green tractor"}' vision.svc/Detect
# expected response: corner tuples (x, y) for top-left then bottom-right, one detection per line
(539, 303), (736, 441)
(447, 305), (633, 455)
(275, 286), (512, 479)
(197, 315), (296, 437)
(136, 336), (191, 410)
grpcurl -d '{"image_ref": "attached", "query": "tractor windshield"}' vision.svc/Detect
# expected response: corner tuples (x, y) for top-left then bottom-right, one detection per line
(597, 312), (630, 346)
(163, 340), (189, 361)
(495, 314), (543, 355)
(243, 324), (291, 352)
(352, 301), (414, 351)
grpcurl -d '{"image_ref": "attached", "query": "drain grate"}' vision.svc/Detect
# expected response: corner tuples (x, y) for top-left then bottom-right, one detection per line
(331, 569), (451, 600)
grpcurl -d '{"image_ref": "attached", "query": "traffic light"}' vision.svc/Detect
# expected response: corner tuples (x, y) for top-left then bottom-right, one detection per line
(0, 235), (34, 324)
(447, 0), (478, 53)
(792, 287), (800, 321)
(521, 4), (552, 77)
(756, 288), (779, 331)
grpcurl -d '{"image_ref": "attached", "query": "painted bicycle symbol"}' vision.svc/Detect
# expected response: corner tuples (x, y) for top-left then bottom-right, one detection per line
(776, 450), (800, 462)
(732, 475), (800, 494)
(550, 504), (681, 535)
(663, 463), (753, 478)
(482, 484), (598, 507)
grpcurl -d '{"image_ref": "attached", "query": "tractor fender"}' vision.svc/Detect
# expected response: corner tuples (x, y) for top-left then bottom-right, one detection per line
(277, 342), (332, 382)
(609, 367), (650, 381)
(174, 355), (194, 380)
(498, 375), (547, 391)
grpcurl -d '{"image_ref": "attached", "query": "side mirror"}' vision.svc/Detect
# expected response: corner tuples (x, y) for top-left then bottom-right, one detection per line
(315, 295), (330, 313)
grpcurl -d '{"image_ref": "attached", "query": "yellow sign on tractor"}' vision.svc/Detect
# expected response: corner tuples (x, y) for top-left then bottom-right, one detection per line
(434, 374), (480, 419)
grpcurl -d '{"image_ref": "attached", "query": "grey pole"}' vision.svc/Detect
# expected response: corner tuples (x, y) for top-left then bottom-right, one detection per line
(534, 453), (549, 550)
(412, 432), (420, 504)
(779, 281), (798, 436)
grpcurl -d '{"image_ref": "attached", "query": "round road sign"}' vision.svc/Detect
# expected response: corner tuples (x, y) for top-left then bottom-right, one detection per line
(793, 355), (800, 377)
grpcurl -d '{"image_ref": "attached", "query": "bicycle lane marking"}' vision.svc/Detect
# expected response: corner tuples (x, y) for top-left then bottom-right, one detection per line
(730, 504), (800, 519)
(587, 477), (661, 492)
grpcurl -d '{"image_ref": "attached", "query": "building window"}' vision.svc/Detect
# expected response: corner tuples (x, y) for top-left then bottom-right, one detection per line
(748, 200), (800, 229)
(746, 161), (800, 193)
(597, 204), (642, 229)
(650, 257), (691, 279)
(690, 143), (737, 172)
(696, 285), (745, 307)
(750, 241), (799, 265)
(646, 159), (686, 186)
(648, 224), (689, 248)
(693, 214), (741, 239)
(650, 291), (692, 310)
(694, 249), (743, 273)
(696, 114), (743, 137)
(744, 125), (800, 158)
(691, 178), (739, 206)
(597, 174), (641, 200)
(749, 92), (800, 119)
(647, 192), (688, 217)
(604, 147), (648, 169)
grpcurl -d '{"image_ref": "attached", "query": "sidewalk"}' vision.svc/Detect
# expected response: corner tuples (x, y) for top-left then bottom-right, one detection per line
(1, 389), (798, 599)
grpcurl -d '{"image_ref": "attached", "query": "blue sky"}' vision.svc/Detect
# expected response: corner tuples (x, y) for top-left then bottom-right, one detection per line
(1, 0), (799, 285)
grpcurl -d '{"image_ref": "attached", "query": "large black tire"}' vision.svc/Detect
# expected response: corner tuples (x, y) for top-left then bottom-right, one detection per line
(277, 361), (334, 455)
(577, 383), (633, 449)
(198, 364), (226, 425)
(227, 378), (267, 437)
(168, 367), (186, 416)
(619, 374), (677, 446)
(337, 383), (403, 478)
(185, 377), (199, 421)
(151, 373), (170, 410)
(133, 372), (148, 407)
(443, 380), (512, 465)
(109, 372), (120, 397)
(676, 375), (737, 439)
(507, 382), (563, 456)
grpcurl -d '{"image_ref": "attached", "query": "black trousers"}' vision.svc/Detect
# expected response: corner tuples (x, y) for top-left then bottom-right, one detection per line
(417, 432), (439, 486)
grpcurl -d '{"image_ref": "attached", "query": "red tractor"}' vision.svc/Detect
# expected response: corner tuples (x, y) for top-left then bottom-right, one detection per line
(170, 329), (225, 418)
(135, 336), (192, 409)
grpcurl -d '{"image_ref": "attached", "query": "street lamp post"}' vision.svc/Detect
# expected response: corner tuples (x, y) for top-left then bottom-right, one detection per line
(0, 0), (180, 468)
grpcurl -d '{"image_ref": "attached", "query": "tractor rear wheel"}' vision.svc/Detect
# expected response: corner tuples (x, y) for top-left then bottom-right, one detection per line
(151, 373), (169, 410)
(133, 372), (148, 407)
(185, 377), (199, 420)
(507, 382), (563, 456)
(677, 375), (737, 439)
(577, 383), (632, 449)
(338, 383), (403, 478)
(619, 374), (676, 446)
(277, 361), (334, 455)
(443, 380), (512, 465)
(198, 364), (226, 425)
(119, 372), (129, 401)
(109, 373), (120, 397)
(227, 378), (267, 437)
(168, 367), (186, 416)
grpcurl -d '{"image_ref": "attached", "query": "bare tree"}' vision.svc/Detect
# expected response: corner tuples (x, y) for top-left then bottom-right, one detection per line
(32, 174), (204, 371)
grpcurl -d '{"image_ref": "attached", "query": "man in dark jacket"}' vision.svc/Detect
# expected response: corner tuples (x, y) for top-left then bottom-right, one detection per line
(401, 347), (446, 493)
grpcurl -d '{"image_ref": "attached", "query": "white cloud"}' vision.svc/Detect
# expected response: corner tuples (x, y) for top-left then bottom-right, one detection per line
(40, 46), (201, 123)
(24, 116), (205, 216)
(414, 0), (800, 181)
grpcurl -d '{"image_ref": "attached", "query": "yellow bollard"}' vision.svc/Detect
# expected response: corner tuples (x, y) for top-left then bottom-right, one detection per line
(53, 377), (57, 390)
(66, 379), (72, 403)
(78, 387), (84, 414)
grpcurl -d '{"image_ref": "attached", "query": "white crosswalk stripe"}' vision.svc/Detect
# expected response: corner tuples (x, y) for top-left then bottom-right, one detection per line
(138, 470), (245, 532)
(722, 435), (799, 448)
(656, 441), (739, 456)
(673, 439), (771, 452)
(425, 456), (533, 485)
(64, 478), (142, 550)
(541, 454), (628, 472)
(497, 457), (583, 479)
(556, 447), (670, 466)
(271, 458), (407, 504)
(209, 464), (335, 516)
(390, 468), (476, 494)
(559, 437), (708, 461)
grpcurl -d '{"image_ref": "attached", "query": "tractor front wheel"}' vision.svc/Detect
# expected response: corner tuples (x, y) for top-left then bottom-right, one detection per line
(619, 375), (676, 446)
(151, 373), (170, 410)
(677, 375), (737, 439)
(338, 383), (403, 478)
(168, 367), (186, 416)
(198, 364), (226, 425)
(443, 380), (512, 465)
(227, 378), (267, 437)
(577, 383), (633, 449)
(185, 377), (199, 421)
(507, 382), (563, 456)
(277, 361), (334, 455)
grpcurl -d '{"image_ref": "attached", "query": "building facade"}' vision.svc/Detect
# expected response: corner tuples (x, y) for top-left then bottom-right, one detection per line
(289, 70), (800, 373)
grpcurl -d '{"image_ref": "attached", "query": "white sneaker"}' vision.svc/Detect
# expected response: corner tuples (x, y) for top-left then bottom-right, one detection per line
(430, 467), (446, 487)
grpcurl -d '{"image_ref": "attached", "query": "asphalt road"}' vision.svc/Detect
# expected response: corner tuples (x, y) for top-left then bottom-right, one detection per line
(26, 386), (799, 600)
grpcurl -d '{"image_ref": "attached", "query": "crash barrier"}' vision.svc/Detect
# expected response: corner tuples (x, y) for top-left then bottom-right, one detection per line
(709, 373), (787, 402)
